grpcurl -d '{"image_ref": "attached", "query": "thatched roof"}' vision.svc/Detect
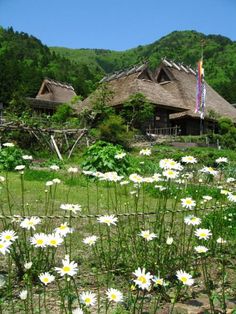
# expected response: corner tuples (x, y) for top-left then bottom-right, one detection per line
(156, 59), (236, 122)
(36, 78), (76, 103)
(78, 64), (188, 113)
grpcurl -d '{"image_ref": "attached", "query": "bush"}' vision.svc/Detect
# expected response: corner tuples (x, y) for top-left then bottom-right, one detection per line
(0, 145), (28, 171)
(52, 104), (73, 123)
(218, 117), (234, 135)
(98, 115), (133, 147)
(81, 141), (130, 174)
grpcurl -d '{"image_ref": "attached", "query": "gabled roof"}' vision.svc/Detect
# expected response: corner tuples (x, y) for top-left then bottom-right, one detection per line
(78, 64), (188, 113)
(157, 59), (236, 122)
(36, 78), (76, 103)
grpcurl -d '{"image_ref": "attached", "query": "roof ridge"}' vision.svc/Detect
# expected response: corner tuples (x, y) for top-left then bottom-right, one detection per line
(161, 58), (196, 75)
(44, 78), (75, 90)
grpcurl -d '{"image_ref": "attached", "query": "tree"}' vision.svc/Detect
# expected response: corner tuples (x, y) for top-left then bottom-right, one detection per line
(121, 93), (154, 131)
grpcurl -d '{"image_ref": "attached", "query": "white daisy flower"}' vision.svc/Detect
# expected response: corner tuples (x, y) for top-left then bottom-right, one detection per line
(55, 255), (78, 277)
(52, 178), (61, 184)
(114, 152), (126, 159)
(195, 228), (212, 240)
(0, 230), (18, 242)
(176, 270), (194, 286)
(0, 241), (11, 255)
(139, 148), (151, 156)
(20, 217), (41, 230)
(226, 177), (235, 183)
(24, 262), (33, 270)
(200, 167), (218, 176)
(50, 165), (59, 171)
(68, 167), (79, 173)
(215, 157), (228, 163)
(120, 180), (129, 186)
(184, 215), (201, 226)
(60, 203), (82, 214)
(202, 195), (212, 201)
(3, 142), (14, 147)
(0, 176), (5, 182)
(30, 233), (48, 248)
(55, 222), (73, 237)
(166, 237), (174, 245)
(45, 181), (54, 186)
(227, 193), (236, 202)
(83, 235), (98, 246)
(106, 288), (123, 303)
(47, 233), (63, 247)
(80, 291), (97, 307)
(194, 246), (208, 253)
(133, 267), (153, 290)
(22, 155), (33, 160)
(162, 169), (179, 179)
(19, 290), (28, 300)
(15, 165), (25, 171)
(39, 272), (55, 286)
(152, 276), (164, 286)
(181, 156), (197, 164)
(216, 237), (227, 244)
(139, 230), (157, 241)
(129, 173), (143, 184)
(181, 198), (196, 209)
(97, 215), (118, 226)
(72, 308), (84, 314)
(100, 172), (123, 182)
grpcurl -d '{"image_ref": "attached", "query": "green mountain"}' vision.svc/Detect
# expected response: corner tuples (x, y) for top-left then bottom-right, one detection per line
(0, 27), (236, 107)
(51, 30), (236, 103)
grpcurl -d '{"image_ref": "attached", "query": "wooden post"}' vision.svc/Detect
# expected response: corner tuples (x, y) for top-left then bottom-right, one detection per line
(68, 130), (86, 159)
(51, 135), (63, 160)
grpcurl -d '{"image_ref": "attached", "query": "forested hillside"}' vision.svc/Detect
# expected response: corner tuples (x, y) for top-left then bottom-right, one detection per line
(1, 27), (236, 106)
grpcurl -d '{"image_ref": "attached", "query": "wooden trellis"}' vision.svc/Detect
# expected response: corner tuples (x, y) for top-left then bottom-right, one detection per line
(0, 122), (88, 159)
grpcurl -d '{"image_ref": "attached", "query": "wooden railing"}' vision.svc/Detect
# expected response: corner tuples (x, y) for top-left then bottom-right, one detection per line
(146, 126), (180, 137)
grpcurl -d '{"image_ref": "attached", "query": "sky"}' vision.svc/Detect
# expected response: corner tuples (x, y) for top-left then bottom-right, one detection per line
(0, 0), (235, 50)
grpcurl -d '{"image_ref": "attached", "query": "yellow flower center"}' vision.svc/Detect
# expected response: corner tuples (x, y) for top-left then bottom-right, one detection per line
(43, 278), (49, 283)
(186, 200), (192, 204)
(138, 276), (147, 284)
(200, 233), (206, 238)
(59, 225), (66, 230)
(50, 240), (57, 245)
(5, 235), (12, 240)
(111, 293), (117, 300)
(156, 279), (163, 285)
(0, 244), (3, 248)
(85, 297), (91, 304)
(63, 266), (71, 272)
(181, 277), (187, 283)
(36, 239), (44, 245)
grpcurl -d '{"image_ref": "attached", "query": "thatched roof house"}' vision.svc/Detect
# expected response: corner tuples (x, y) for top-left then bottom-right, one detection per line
(157, 59), (236, 134)
(28, 78), (76, 114)
(79, 59), (236, 135)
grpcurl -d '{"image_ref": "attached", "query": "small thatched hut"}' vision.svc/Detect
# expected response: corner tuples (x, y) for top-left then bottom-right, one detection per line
(28, 78), (76, 115)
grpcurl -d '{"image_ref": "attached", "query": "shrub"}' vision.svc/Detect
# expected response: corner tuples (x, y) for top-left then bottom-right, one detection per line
(0, 145), (27, 171)
(81, 141), (130, 174)
(218, 117), (234, 135)
(52, 104), (73, 123)
(98, 115), (133, 147)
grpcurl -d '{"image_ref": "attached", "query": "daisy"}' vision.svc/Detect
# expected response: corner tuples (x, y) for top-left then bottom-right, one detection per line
(72, 308), (84, 314)
(55, 222), (73, 237)
(133, 267), (153, 290)
(100, 172), (123, 182)
(20, 217), (41, 230)
(227, 193), (236, 202)
(201, 167), (218, 176)
(50, 165), (59, 171)
(166, 237), (174, 245)
(39, 272), (55, 286)
(129, 173), (143, 184)
(55, 255), (78, 277)
(0, 230), (18, 242)
(19, 290), (28, 300)
(181, 197), (196, 209)
(60, 203), (82, 214)
(97, 215), (118, 226)
(106, 288), (123, 303)
(30, 233), (48, 248)
(184, 215), (201, 226)
(216, 237), (227, 244)
(194, 246), (208, 253)
(152, 173), (162, 182)
(15, 165), (25, 171)
(0, 241), (11, 255)
(139, 148), (151, 156)
(3, 142), (14, 147)
(22, 155), (33, 160)
(152, 276), (164, 286)
(24, 262), (32, 270)
(181, 156), (197, 164)
(47, 233), (63, 247)
(162, 169), (179, 179)
(120, 180), (129, 185)
(0, 176), (5, 182)
(45, 181), (54, 186)
(215, 157), (228, 163)
(68, 167), (79, 173)
(139, 230), (157, 241)
(176, 270), (194, 286)
(80, 291), (97, 307)
(195, 228), (212, 240)
(83, 235), (98, 246)
(202, 195), (212, 201)
(114, 152), (126, 159)
(226, 177), (235, 183)
(52, 178), (61, 184)
(142, 177), (154, 183)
